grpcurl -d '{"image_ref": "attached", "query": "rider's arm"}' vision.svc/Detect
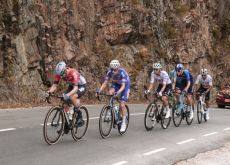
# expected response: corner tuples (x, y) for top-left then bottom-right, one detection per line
(117, 82), (125, 94)
(48, 83), (58, 93)
(66, 86), (78, 97)
(99, 80), (108, 92)
(160, 82), (166, 93)
(172, 77), (176, 90)
(205, 76), (213, 93)
(148, 71), (155, 91)
(185, 81), (191, 91)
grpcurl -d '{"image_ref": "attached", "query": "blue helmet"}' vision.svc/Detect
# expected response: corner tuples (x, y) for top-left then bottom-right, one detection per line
(55, 61), (66, 76)
(175, 64), (183, 71)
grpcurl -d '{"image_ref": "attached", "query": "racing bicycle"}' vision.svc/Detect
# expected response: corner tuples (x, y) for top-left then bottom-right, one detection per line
(97, 93), (130, 138)
(197, 92), (207, 123)
(43, 94), (89, 145)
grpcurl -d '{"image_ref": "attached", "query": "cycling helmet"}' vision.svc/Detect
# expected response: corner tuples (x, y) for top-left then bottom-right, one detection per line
(175, 64), (183, 71)
(110, 60), (120, 69)
(152, 63), (162, 69)
(201, 68), (208, 76)
(55, 61), (66, 76)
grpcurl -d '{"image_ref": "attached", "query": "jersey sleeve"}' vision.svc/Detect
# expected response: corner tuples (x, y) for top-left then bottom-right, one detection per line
(72, 71), (80, 85)
(121, 71), (128, 83)
(162, 71), (169, 84)
(54, 75), (61, 83)
(104, 70), (111, 81)
(209, 76), (213, 86)
(184, 70), (191, 82)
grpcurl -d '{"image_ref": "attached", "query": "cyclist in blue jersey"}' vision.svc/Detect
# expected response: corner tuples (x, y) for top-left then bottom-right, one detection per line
(172, 64), (194, 119)
(96, 60), (130, 132)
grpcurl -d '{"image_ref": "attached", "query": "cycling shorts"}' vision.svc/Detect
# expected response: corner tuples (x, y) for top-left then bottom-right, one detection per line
(156, 84), (172, 96)
(196, 86), (210, 101)
(66, 84), (87, 98)
(110, 83), (130, 102)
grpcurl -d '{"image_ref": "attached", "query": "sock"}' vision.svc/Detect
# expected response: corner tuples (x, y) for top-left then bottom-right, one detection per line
(122, 116), (126, 124)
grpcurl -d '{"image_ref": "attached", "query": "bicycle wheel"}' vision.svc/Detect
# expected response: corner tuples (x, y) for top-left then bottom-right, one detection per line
(203, 109), (207, 122)
(71, 106), (89, 141)
(43, 106), (65, 145)
(118, 105), (130, 135)
(160, 107), (171, 129)
(197, 101), (203, 124)
(99, 105), (114, 138)
(185, 104), (193, 125)
(144, 103), (157, 131)
(172, 104), (183, 127)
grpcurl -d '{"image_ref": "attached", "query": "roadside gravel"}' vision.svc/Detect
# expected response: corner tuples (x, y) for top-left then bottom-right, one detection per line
(175, 143), (230, 165)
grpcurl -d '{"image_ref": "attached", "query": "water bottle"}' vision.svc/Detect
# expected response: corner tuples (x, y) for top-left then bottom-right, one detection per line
(64, 106), (72, 120)
(114, 105), (119, 123)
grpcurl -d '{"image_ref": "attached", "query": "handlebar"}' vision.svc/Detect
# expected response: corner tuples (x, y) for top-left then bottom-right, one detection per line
(96, 92), (120, 102)
(45, 94), (64, 104)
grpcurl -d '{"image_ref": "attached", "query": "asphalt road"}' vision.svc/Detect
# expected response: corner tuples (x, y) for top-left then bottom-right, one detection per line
(0, 104), (230, 165)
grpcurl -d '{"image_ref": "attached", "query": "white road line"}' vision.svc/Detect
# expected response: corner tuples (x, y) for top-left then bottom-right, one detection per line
(224, 127), (230, 131)
(0, 128), (16, 132)
(177, 139), (195, 145)
(203, 132), (217, 137)
(143, 148), (167, 156)
(111, 161), (128, 165)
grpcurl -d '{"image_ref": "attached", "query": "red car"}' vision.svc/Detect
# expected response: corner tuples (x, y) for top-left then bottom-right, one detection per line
(216, 86), (230, 108)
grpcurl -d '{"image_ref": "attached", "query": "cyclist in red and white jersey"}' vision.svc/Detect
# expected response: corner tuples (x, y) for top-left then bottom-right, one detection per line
(46, 61), (87, 127)
(145, 63), (172, 118)
(194, 68), (212, 120)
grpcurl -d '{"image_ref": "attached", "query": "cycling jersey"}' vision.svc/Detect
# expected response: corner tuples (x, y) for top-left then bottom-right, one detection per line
(55, 68), (86, 86)
(195, 74), (212, 89)
(105, 68), (130, 85)
(105, 68), (130, 102)
(150, 71), (172, 85)
(175, 69), (193, 94)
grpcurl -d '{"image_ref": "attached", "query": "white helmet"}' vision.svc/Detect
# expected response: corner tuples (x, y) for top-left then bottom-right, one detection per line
(152, 63), (162, 69)
(110, 60), (120, 69)
(201, 68), (208, 75)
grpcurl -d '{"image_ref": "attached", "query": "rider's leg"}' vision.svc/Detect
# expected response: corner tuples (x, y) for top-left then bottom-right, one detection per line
(205, 91), (210, 120)
(119, 87), (130, 132)
(162, 96), (170, 118)
(187, 94), (194, 119)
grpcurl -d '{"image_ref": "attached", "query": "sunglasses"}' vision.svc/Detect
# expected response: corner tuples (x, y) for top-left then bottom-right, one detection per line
(153, 68), (159, 71)
(202, 75), (207, 77)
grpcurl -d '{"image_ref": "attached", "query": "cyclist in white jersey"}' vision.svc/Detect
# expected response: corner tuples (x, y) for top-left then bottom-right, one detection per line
(145, 63), (172, 118)
(194, 68), (213, 120)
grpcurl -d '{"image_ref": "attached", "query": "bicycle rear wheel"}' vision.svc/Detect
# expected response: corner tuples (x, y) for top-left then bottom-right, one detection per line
(118, 105), (130, 135)
(197, 101), (203, 124)
(99, 105), (114, 138)
(185, 104), (193, 125)
(172, 104), (183, 127)
(43, 106), (65, 145)
(144, 103), (157, 131)
(71, 106), (89, 141)
(160, 107), (171, 129)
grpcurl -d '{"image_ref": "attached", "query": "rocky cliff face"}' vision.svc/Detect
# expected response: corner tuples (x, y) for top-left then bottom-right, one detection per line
(0, 0), (229, 106)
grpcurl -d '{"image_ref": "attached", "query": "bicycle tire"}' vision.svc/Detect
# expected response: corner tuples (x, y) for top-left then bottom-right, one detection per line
(71, 106), (89, 141)
(160, 107), (171, 129)
(197, 101), (203, 124)
(118, 105), (130, 135)
(204, 112), (207, 122)
(172, 104), (183, 127)
(185, 104), (193, 125)
(43, 106), (65, 145)
(144, 103), (157, 131)
(99, 105), (114, 138)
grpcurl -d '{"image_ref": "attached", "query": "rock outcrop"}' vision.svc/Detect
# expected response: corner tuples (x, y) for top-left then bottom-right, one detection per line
(0, 0), (229, 106)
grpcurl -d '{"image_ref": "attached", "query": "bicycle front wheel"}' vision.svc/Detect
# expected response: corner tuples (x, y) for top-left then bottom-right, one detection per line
(99, 105), (114, 138)
(144, 103), (157, 131)
(43, 106), (65, 145)
(185, 104), (193, 125)
(71, 106), (89, 141)
(197, 101), (203, 124)
(172, 105), (183, 127)
(118, 105), (130, 135)
(160, 107), (171, 129)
